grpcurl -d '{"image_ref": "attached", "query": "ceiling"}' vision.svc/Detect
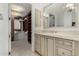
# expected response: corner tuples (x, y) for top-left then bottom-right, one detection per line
(10, 3), (31, 17)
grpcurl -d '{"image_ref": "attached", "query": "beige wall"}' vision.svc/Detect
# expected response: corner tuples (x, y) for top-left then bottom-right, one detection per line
(32, 3), (50, 52)
(0, 3), (9, 55)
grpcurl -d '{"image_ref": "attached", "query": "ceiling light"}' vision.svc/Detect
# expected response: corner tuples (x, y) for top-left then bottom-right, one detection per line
(11, 5), (25, 12)
(11, 12), (22, 16)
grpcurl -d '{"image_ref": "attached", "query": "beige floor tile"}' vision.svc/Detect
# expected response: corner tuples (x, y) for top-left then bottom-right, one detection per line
(10, 31), (39, 56)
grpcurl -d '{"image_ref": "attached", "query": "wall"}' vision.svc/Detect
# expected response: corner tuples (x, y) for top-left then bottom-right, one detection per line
(0, 3), (9, 55)
(33, 3), (50, 29)
(32, 3), (50, 52)
(76, 4), (79, 27)
(64, 9), (72, 27)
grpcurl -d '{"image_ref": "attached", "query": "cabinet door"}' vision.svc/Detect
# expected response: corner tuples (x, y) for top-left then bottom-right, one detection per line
(35, 34), (41, 54)
(40, 35), (48, 56)
(74, 41), (79, 56)
(40, 35), (45, 55)
(48, 37), (54, 56)
(44, 37), (48, 56)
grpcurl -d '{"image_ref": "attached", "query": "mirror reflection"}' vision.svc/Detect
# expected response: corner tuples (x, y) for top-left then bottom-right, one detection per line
(43, 3), (79, 28)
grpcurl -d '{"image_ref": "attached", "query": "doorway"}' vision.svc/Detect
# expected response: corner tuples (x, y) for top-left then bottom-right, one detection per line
(10, 3), (33, 56)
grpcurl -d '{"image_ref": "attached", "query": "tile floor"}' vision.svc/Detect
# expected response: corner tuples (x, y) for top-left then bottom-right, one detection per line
(10, 31), (38, 56)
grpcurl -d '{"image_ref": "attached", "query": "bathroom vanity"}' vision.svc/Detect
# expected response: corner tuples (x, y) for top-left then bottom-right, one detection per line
(35, 30), (79, 56)
(34, 3), (79, 56)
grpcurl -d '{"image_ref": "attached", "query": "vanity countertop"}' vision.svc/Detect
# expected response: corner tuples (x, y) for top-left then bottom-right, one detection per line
(35, 30), (79, 41)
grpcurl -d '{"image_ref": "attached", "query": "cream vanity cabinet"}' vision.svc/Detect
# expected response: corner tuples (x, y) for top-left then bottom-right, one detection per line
(40, 35), (48, 56)
(43, 36), (54, 56)
(35, 34), (48, 56)
(35, 34), (48, 55)
(55, 38), (74, 56)
(47, 37), (54, 56)
(35, 34), (41, 54)
(40, 35), (45, 55)
(74, 41), (79, 56)
(35, 34), (79, 56)
(35, 34), (54, 56)
(55, 38), (79, 56)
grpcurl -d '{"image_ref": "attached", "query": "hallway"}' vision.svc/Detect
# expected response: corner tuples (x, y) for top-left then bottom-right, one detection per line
(10, 32), (38, 56)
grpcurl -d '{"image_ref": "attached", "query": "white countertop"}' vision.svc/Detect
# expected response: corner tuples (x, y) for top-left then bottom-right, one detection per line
(35, 30), (79, 41)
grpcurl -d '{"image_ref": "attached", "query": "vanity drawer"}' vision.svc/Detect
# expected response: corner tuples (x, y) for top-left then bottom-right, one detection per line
(56, 47), (72, 56)
(56, 38), (73, 47)
(63, 40), (73, 46)
(56, 38), (63, 44)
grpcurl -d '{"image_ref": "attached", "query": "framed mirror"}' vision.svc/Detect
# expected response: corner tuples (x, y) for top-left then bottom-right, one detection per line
(43, 3), (79, 28)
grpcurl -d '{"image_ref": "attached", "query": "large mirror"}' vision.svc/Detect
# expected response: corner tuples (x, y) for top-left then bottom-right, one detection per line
(43, 3), (79, 28)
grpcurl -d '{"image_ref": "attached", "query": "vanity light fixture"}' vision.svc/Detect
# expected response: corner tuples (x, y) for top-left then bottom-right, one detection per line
(66, 3), (74, 12)
(44, 13), (49, 17)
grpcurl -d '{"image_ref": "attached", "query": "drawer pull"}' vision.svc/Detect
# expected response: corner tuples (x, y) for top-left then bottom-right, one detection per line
(63, 42), (72, 46)
(62, 52), (65, 55)
(57, 47), (72, 56)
